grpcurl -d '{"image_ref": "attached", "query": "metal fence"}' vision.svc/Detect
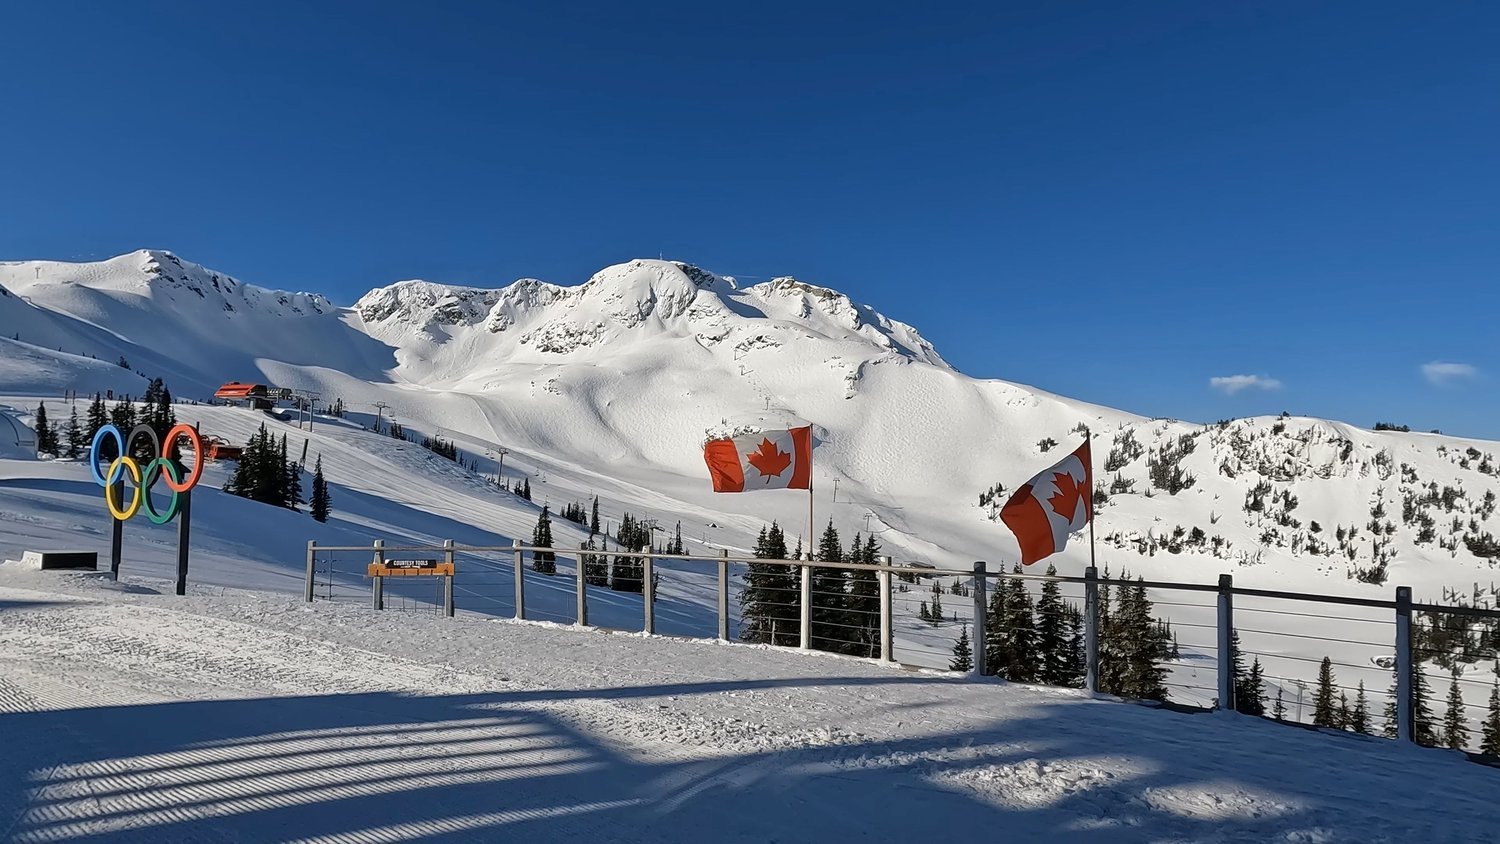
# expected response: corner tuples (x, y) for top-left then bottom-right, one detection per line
(304, 540), (1500, 760)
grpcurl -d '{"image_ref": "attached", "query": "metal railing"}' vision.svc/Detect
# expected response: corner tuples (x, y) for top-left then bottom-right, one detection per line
(303, 539), (1500, 758)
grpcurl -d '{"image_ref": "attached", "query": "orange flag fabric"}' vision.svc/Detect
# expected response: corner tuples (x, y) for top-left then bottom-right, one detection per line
(1000, 439), (1093, 565)
(704, 426), (813, 492)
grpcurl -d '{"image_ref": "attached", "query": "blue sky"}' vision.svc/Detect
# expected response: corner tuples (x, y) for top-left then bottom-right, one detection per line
(2, 2), (1497, 435)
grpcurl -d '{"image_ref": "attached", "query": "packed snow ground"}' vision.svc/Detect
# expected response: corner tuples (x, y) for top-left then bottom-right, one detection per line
(1, 565), (1495, 843)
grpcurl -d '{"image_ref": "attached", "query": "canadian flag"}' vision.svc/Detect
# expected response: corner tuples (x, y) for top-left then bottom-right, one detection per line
(703, 426), (813, 492)
(1000, 439), (1093, 565)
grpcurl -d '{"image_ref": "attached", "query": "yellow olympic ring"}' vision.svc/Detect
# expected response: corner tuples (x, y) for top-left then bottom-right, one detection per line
(105, 457), (144, 521)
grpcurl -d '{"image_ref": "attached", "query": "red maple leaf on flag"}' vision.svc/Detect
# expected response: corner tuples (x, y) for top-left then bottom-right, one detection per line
(746, 438), (792, 481)
(1047, 471), (1087, 523)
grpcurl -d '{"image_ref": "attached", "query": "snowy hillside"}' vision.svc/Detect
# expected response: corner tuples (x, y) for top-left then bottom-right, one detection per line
(1, 249), (1499, 610)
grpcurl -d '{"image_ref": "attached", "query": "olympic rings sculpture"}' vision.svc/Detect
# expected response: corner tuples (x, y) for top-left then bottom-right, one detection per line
(88, 423), (203, 524)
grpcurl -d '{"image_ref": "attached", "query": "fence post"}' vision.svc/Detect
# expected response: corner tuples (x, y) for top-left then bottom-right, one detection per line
(576, 544), (589, 626)
(878, 555), (894, 663)
(717, 550), (730, 641)
(799, 559), (812, 650)
(1217, 573), (1234, 710)
(304, 540), (317, 603)
(1396, 585), (1414, 743)
(512, 540), (525, 620)
(1084, 565), (1100, 694)
(443, 539), (455, 618)
(371, 539), (385, 611)
(971, 562), (988, 677)
(641, 545), (654, 634)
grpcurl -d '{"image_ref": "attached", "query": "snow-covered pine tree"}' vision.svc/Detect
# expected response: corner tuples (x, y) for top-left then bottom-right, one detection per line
(1481, 681), (1500, 756)
(310, 455), (331, 523)
(64, 406), (83, 459)
(919, 600), (931, 621)
(1312, 657), (1338, 727)
(589, 496), (600, 536)
(929, 584), (944, 627)
(532, 506), (556, 573)
(983, 574), (1010, 676)
(1442, 668), (1469, 750)
(950, 625), (973, 672)
(1350, 680), (1371, 734)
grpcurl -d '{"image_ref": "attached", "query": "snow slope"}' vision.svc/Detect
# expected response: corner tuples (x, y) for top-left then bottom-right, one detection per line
(3, 250), (1497, 605)
(4, 250), (1500, 734)
(1, 566), (1495, 843)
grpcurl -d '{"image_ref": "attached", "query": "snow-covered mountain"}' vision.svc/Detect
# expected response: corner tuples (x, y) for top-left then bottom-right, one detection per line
(2, 249), (1499, 606)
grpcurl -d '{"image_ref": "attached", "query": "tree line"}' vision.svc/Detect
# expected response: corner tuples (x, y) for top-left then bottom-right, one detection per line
(739, 520), (882, 656)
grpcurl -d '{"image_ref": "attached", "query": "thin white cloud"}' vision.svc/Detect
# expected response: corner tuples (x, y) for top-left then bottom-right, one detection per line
(1210, 374), (1282, 395)
(1421, 361), (1478, 386)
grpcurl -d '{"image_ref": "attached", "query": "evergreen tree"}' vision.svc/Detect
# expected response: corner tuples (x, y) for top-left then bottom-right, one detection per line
(1105, 575), (1169, 700)
(919, 600), (931, 622)
(582, 536), (609, 586)
(929, 582), (944, 627)
(1382, 674), (1400, 739)
(64, 406), (83, 459)
(1239, 657), (1267, 717)
(1228, 629), (1247, 712)
(949, 625), (973, 672)
(1414, 668), (1438, 746)
(1336, 691), (1351, 730)
(85, 393), (108, 440)
(532, 506), (556, 573)
(34, 402), (57, 455)
(1350, 681), (1371, 735)
(281, 435), (302, 510)
(1000, 565), (1037, 682)
(669, 521), (684, 555)
(1273, 687), (1287, 721)
(310, 456), (331, 523)
(589, 496), (600, 536)
(1061, 604), (1087, 688)
(1035, 564), (1069, 686)
(841, 532), (881, 657)
(109, 398), (137, 448)
(609, 513), (648, 592)
(1442, 668), (1469, 750)
(1313, 657), (1338, 727)
(521, 477), (531, 500)
(1480, 681), (1500, 756)
(739, 522), (797, 645)
(809, 521), (848, 652)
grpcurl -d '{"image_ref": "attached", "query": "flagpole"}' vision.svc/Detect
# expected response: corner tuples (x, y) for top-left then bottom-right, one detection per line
(1085, 426), (1097, 571)
(807, 478), (814, 561)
